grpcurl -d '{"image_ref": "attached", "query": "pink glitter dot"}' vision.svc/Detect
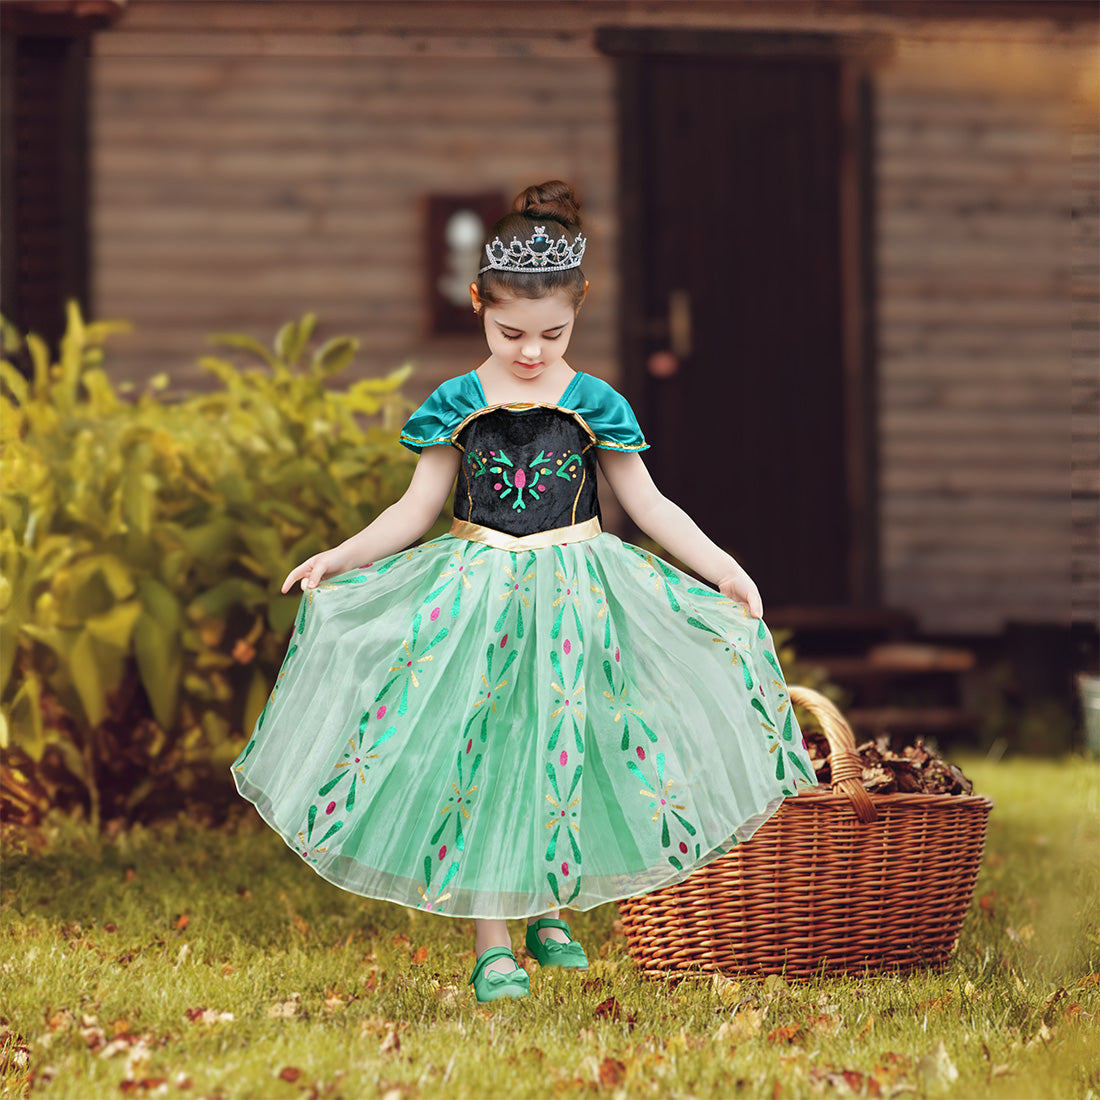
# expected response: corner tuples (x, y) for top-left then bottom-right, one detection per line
(355, 757), (360, 763)
(561, 811), (566, 817)
(494, 482), (503, 491)
(560, 750), (568, 766)
(513, 584), (519, 590)
(615, 648), (621, 662)
(637, 747), (645, 760)
(547, 452), (554, 457)
(561, 862), (570, 876)
(490, 451), (496, 457)
(660, 799), (667, 806)
(439, 845), (447, 860)
(514, 468), (527, 490)
(538, 484), (546, 492)
(466, 738), (473, 754)
(376, 705), (386, 719)
(430, 605), (441, 620)
(501, 634), (508, 647)
(563, 639), (571, 655)
(326, 801), (336, 814)
(406, 661), (412, 667)
(565, 700), (570, 706)
(679, 841), (688, 854)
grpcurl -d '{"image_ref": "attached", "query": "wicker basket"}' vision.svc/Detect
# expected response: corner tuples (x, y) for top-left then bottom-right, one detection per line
(617, 685), (993, 978)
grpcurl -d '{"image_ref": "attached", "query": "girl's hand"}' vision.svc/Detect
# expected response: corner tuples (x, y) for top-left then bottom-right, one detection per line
(281, 548), (353, 594)
(717, 565), (763, 620)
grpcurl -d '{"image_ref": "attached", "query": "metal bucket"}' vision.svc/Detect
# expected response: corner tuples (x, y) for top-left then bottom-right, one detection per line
(1079, 674), (1100, 757)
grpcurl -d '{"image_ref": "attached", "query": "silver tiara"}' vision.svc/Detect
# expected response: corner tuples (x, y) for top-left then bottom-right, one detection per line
(478, 225), (587, 275)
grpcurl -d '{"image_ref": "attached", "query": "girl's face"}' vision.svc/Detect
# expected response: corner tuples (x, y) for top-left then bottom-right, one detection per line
(478, 291), (579, 384)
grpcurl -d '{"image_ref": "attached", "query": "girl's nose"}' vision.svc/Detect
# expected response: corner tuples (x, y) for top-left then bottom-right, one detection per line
(521, 341), (541, 359)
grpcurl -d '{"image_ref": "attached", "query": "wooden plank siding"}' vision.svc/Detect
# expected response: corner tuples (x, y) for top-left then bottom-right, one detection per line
(1071, 110), (1099, 629)
(89, 51), (618, 391)
(85, 1), (1097, 634)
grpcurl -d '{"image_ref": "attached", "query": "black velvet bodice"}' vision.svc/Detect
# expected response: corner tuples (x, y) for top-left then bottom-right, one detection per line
(453, 406), (600, 537)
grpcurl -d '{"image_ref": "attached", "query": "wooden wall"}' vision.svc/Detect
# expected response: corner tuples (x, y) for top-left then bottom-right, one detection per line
(875, 43), (1090, 633)
(86, 1), (1097, 635)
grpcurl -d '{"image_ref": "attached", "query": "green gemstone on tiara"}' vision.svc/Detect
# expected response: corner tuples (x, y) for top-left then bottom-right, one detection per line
(479, 225), (587, 275)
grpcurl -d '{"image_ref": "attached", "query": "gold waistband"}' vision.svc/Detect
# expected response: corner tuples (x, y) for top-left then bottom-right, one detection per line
(449, 515), (602, 552)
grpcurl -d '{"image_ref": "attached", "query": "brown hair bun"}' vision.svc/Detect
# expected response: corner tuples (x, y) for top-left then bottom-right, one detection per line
(513, 180), (582, 231)
(474, 179), (587, 309)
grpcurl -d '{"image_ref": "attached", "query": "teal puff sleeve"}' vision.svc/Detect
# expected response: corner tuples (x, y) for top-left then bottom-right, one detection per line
(399, 374), (483, 453)
(568, 374), (649, 452)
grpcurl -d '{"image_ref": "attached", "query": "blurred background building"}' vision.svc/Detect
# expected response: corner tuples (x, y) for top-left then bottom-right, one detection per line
(2, 1), (1096, 667)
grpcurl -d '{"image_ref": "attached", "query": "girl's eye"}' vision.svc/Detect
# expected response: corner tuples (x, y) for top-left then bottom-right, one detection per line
(502, 333), (522, 341)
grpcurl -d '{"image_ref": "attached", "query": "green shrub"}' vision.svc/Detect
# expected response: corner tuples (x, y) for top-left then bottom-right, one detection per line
(1, 304), (430, 829)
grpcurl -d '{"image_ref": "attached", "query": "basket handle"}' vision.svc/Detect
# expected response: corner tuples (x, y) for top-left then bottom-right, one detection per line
(788, 685), (878, 823)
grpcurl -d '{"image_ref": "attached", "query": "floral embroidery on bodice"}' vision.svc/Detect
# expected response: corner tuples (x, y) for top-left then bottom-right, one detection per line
(453, 406), (600, 538)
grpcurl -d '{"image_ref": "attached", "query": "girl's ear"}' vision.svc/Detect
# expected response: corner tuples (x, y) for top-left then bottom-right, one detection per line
(470, 283), (483, 314)
(577, 280), (590, 311)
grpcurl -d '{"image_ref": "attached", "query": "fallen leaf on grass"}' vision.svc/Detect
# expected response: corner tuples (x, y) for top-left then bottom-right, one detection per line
(410, 945), (429, 965)
(598, 1056), (626, 1087)
(1026, 1022), (1055, 1049)
(183, 1008), (234, 1025)
(431, 983), (463, 1007)
(917, 992), (953, 1015)
(805, 1013), (843, 1037)
(379, 1028), (401, 1055)
(593, 996), (637, 1027)
(323, 989), (357, 1012)
(46, 1009), (74, 1032)
(119, 1077), (168, 1093)
(278, 1067), (301, 1083)
(713, 1008), (764, 1044)
(174, 914), (189, 931)
(266, 993), (303, 1019)
(80, 1023), (106, 1051)
(767, 1024), (804, 1045)
(0, 1027), (31, 1072)
(916, 1040), (958, 1090)
(710, 973), (742, 1006)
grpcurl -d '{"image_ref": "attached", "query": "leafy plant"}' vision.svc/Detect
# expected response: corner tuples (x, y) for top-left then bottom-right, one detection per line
(1, 304), (430, 829)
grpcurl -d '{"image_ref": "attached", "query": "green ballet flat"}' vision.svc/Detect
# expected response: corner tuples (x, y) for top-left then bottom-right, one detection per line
(468, 946), (530, 1003)
(525, 917), (589, 970)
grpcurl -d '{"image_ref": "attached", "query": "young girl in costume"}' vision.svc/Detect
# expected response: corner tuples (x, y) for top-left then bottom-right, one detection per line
(232, 180), (815, 1003)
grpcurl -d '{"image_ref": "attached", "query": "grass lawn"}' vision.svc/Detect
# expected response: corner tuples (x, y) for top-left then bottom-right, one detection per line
(2, 756), (1098, 1100)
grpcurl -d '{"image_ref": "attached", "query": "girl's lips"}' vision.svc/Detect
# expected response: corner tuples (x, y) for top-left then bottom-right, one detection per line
(516, 362), (542, 369)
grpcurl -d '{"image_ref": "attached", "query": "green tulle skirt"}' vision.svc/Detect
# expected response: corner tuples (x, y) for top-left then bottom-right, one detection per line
(231, 533), (815, 919)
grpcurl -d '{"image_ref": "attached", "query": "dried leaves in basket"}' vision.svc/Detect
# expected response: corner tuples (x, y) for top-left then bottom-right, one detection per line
(803, 731), (974, 796)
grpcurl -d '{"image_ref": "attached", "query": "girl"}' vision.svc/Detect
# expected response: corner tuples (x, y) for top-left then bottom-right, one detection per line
(232, 180), (815, 1003)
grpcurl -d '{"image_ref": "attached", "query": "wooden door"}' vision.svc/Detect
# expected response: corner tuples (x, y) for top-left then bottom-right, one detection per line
(600, 30), (880, 608)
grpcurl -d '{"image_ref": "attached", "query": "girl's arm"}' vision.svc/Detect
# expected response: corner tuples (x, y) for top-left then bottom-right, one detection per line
(597, 449), (764, 618)
(282, 445), (461, 592)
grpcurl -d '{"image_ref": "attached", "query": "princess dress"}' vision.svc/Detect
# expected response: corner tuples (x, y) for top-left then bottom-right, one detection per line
(231, 370), (816, 919)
